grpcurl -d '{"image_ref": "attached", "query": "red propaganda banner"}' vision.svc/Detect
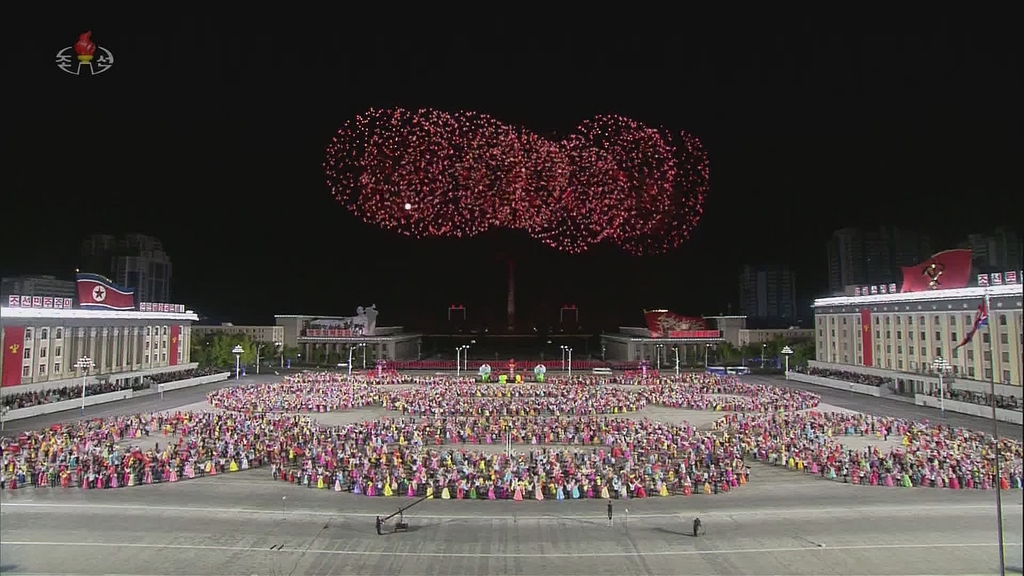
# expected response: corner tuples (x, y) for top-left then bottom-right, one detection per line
(76, 273), (136, 310)
(644, 310), (706, 338)
(2, 326), (26, 387)
(860, 309), (873, 367)
(169, 325), (181, 366)
(900, 249), (972, 293)
(668, 330), (722, 339)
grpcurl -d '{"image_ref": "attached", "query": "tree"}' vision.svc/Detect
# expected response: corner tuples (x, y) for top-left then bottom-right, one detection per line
(190, 331), (258, 368)
(790, 340), (815, 368)
(716, 342), (741, 365)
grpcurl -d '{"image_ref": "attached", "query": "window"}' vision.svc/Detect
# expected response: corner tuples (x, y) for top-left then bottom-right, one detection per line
(897, 331), (902, 340)
(40, 329), (48, 340)
(896, 317), (902, 325)
(919, 316), (925, 325)
(38, 364), (46, 375)
(1004, 370), (1011, 383)
(920, 346), (926, 357)
(144, 354), (149, 363)
(935, 347), (942, 357)
(161, 353), (166, 362)
(933, 316), (940, 325)
(163, 327), (168, 335)
(842, 330), (847, 337)
(983, 351), (991, 362)
(843, 317), (847, 325)
(24, 328), (32, 340)
(920, 331), (926, 341)
(53, 362), (60, 373)
(146, 327), (151, 336)
(23, 347), (31, 359)
(984, 368), (993, 380)
(145, 342), (150, 350)
(1002, 351), (1010, 363)
(876, 331), (881, 339)
(885, 317), (891, 325)
(162, 340), (167, 349)
(897, 345), (903, 354)
(967, 350), (974, 361)
(952, 348), (959, 359)
(818, 329), (823, 337)
(886, 330), (891, 339)
(908, 331), (913, 341)
(898, 360), (904, 369)
(951, 332), (958, 342)
(1000, 333), (1009, 344)
(55, 328), (62, 339)
(1000, 314), (1007, 326)
(982, 333), (990, 344)
(950, 317), (957, 326)
(968, 366), (975, 377)
(886, 345), (892, 353)
(22, 365), (29, 377)
(55, 346), (61, 357)
(39, 347), (46, 358)
(875, 317), (880, 325)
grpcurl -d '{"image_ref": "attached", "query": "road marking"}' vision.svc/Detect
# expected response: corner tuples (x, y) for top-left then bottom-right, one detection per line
(0, 540), (1019, 558)
(1, 501), (1019, 520)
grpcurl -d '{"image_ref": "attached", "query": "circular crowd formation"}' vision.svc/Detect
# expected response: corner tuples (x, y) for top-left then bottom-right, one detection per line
(1, 372), (1021, 500)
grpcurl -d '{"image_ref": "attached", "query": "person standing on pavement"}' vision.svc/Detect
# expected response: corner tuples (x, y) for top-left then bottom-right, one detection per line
(607, 500), (613, 527)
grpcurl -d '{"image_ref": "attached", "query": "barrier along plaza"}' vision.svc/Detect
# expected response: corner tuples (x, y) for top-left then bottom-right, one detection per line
(2, 371), (1021, 497)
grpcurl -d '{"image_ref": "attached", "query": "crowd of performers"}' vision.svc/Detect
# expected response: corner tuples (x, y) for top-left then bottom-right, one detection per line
(1, 372), (1021, 497)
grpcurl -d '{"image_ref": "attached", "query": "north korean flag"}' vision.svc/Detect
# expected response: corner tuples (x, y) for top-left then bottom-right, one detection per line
(76, 273), (136, 310)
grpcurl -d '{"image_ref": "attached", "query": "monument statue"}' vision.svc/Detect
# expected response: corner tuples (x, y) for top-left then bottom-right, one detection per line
(356, 304), (379, 336)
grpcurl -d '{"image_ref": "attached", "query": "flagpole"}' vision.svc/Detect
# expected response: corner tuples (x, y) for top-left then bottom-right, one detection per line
(984, 289), (1006, 576)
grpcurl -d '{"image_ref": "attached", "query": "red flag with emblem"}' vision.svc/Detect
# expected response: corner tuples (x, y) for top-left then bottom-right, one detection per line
(2, 326), (26, 386)
(900, 249), (973, 292)
(169, 325), (180, 366)
(860, 309), (873, 367)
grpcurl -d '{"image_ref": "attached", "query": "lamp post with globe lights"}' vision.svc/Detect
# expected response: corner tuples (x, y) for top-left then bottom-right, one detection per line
(781, 346), (794, 379)
(561, 345), (573, 378)
(275, 341), (283, 369)
(232, 345), (244, 380)
(74, 356), (95, 415)
(931, 356), (951, 417)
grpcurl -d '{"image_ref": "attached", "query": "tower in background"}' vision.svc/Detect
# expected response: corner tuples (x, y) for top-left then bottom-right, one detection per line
(826, 227), (932, 294)
(738, 264), (797, 321)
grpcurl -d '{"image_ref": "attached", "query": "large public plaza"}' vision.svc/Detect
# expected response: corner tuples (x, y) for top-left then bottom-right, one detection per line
(1, 371), (1022, 576)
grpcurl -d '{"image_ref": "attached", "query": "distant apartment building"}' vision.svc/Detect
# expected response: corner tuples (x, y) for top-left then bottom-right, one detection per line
(826, 227), (932, 294)
(960, 227), (1021, 273)
(192, 323), (285, 345)
(0, 275), (77, 300)
(739, 265), (797, 320)
(80, 233), (173, 303)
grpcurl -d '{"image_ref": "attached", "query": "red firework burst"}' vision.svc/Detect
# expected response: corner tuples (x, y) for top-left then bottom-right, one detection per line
(323, 108), (710, 254)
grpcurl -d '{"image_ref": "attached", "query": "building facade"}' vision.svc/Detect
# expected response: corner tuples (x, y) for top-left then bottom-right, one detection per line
(80, 233), (173, 303)
(737, 327), (814, 346)
(827, 227), (932, 295)
(0, 275), (77, 300)
(739, 265), (797, 320)
(275, 314), (421, 361)
(1, 305), (199, 393)
(961, 227), (1021, 273)
(192, 323), (285, 344)
(812, 283), (1023, 389)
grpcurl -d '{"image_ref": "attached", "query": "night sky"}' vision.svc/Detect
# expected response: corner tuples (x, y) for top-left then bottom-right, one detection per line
(4, 16), (1020, 331)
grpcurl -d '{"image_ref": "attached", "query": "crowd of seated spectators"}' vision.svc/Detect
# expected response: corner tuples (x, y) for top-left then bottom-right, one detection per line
(145, 367), (219, 385)
(1, 367), (222, 410)
(931, 389), (1022, 412)
(793, 366), (893, 388)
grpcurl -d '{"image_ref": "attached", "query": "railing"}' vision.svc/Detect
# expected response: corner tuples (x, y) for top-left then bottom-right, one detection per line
(359, 360), (666, 371)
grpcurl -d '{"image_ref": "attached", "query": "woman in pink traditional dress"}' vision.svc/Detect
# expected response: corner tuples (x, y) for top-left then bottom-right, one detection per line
(513, 482), (524, 501)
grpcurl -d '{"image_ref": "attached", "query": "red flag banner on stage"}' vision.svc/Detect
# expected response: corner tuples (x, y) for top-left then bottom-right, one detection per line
(900, 249), (973, 293)
(169, 325), (180, 366)
(643, 310), (706, 338)
(860, 309), (873, 367)
(76, 273), (136, 310)
(2, 326), (26, 387)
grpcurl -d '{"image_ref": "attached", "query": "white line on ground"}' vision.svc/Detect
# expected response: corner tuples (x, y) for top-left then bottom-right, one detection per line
(0, 501), (1019, 520)
(0, 540), (1019, 559)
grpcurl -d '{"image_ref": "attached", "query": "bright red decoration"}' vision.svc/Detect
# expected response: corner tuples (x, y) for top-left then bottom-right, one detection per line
(324, 108), (710, 255)
(74, 31), (96, 57)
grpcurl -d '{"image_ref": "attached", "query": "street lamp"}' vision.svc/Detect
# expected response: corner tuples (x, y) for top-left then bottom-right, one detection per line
(561, 346), (573, 378)
(932, 356), (951, 417)
(231, 345), (244, 380)
(655, 344), (664, 369)
(560, 345), (567, 370)
(74, 356), (95, 415)
(275, 341), (284, 369)
(348, 343), (366, 376)
(673, 346), (680, 377)
(254, 343), (263, 375)
(465, 340), (476, 372)
(455, 345), (470, 377)
(705, 343), (712, 368)
(781, 346), (794, 380)
(761, 343), (767, 369)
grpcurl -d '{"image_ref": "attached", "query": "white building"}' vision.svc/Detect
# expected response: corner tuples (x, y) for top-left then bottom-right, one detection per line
(1, 304), (198, 394)
(812, 283), (1023, 394)
(192, 323), (284, 345)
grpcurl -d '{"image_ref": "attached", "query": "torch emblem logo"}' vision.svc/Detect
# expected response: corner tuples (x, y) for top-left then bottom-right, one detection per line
(922, 262), (945, 289)
(56, 31), (114, 76)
